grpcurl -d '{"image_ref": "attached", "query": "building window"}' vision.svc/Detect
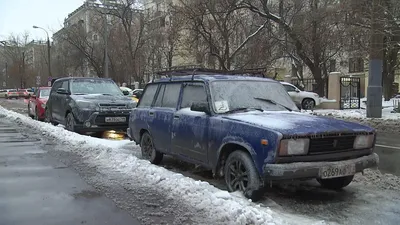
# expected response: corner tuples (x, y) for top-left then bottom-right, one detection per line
(93, 34), (98, 41)
(348, 57), (364, 73)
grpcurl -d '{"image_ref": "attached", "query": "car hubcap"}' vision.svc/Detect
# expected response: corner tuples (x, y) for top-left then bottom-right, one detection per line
(304, 100), (314, 109)
(228, 160), (249, 192)
(142, 136), (154, 160)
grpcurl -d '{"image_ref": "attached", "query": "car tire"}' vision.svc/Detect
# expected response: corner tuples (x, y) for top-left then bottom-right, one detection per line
(5, 95), (8, 99)
(140, 132), (163, 165)
(65, 112), (77, 132)
(224, 150), (263, 201)
(302, 98), (315, 110)
(45, 108), (59, 126)
(34, 107), (42, 121)
(317, 175), (354, 190)
(27, 104), (34, 119)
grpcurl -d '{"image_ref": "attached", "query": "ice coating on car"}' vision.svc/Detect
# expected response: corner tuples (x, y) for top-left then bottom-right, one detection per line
(224, 111), (316, 129)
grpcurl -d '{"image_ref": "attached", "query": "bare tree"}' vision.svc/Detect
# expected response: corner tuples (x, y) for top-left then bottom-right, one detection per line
(239, 0), (347, 96)
(61, 18), (105, 77)
(175, 0), (270, 71)
(0, 32), (30, 88)
(104, 0), (147, 85)
(344, 0), (400, 99)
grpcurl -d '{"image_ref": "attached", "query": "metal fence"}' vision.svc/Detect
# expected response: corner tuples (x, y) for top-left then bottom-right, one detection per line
(291, 78), (329, 97)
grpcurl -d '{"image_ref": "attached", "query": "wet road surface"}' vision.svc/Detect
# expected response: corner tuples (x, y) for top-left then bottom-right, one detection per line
(2, 98), (400, 225)
(3, 98), (400, 176)
(0, 121), (141, 225)
(375, 132), (400, 176)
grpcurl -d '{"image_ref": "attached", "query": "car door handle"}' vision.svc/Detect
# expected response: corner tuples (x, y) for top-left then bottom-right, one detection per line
(174, 115), (180, 119)
(149, 112), (154, 116)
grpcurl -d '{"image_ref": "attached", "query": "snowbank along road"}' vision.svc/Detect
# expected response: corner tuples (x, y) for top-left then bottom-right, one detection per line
(1, 98), (400, 225)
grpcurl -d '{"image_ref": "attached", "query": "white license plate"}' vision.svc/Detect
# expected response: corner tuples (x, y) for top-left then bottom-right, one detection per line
(319, 164), (355, 179)
(105, 117), (126, 123)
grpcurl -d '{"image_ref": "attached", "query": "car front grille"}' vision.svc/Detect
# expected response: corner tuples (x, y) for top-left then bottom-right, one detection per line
(99, 103), (126, 107)
(308, 135), (356, 154)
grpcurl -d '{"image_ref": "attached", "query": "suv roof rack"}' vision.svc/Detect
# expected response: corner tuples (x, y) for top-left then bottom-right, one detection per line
(153, 66), (268, 82)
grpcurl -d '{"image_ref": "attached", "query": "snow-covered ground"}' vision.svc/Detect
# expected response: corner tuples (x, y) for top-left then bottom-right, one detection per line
(310, 98), (400, 120)
(0, 106), (328, 225)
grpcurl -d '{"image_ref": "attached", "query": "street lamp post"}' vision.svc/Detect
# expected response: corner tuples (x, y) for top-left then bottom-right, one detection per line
(33, 26), (52, 81)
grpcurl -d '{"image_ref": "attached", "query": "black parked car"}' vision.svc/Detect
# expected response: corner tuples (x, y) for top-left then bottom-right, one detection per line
(45, 77), (136, 134)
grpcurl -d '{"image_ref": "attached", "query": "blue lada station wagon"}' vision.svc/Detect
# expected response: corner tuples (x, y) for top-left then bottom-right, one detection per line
(127, 74), (379, 201)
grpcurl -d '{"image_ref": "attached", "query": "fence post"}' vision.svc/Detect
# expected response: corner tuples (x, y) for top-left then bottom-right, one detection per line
(328, 72), (341, 110)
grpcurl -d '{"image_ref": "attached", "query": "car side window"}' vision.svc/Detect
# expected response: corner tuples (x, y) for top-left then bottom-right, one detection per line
(61, 81), (69, 90)
(138, 84), (158, 108)
(51, 81), (62, 93)
(180, 83), (207, 109)
(284, 84), (297, 92)
(153, 83), (181, 108)
(154, 85), (166, 107)
(162, 83), (181, 108)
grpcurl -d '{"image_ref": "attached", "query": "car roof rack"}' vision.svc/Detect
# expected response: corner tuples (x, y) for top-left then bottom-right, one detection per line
(153, 66), (268, 82)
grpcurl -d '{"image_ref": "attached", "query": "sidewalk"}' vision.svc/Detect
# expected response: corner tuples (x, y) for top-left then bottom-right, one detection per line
(0, 120), (141, 225)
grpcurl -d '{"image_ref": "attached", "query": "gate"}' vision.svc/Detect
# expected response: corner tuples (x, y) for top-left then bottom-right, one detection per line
(340, 77), (361, 109)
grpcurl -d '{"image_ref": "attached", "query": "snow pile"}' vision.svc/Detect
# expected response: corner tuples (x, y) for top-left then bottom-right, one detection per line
(354, 169), (400, 191)
(0, 106), (328, 225)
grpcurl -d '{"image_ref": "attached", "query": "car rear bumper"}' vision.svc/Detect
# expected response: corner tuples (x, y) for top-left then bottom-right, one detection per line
(263, 153), (379, 181)
(6, 94), (19, 98)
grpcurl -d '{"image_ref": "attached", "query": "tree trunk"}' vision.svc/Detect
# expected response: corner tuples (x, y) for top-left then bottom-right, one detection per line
(383, 47), (399, 100)
(312, 67), (325, 97)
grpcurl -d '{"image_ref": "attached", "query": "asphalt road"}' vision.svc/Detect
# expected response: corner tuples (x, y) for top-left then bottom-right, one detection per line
(3, 98), (400, 176)
(375, 132), (400, 176)
(0, 120), (140, 225)
(2, 98), (400, 225)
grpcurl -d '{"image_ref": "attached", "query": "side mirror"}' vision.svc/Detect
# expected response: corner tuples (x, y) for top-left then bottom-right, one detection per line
(295, 89), (300, 93)
(56, 88), (69, 95)
(190, 102), (210, 114)
(122, 90), (129, 96)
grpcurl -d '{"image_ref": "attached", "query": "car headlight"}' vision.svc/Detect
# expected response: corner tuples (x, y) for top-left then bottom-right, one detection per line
(76, 101), (96, 109)
(353, 134), (375, 149)
(279, 138), (310, 156)
(127, 102), (136, 109)
(313, 93), (319, 97)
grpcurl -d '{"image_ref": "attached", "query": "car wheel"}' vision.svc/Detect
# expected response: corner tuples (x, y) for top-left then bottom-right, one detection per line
(34, 107), (41, 121)
(224, 151), (263, 201)
(45, 108), (59, 126)
(65, 113), (76, 132)
(27, 104), (34, 119)
(302, 98), (315, 110)
(5, 95), (8, 99)
(317, 175), (354, 190)
(140, 132), (163, 165)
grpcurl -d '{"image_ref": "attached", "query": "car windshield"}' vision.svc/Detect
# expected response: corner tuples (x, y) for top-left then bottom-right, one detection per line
(70, 79), (123, 96)
(39, 89), (50, 98)
(210, 80), (298, 113)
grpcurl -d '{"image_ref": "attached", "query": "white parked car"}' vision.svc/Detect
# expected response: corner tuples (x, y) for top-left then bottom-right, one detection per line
(280, 82), (320, 109)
